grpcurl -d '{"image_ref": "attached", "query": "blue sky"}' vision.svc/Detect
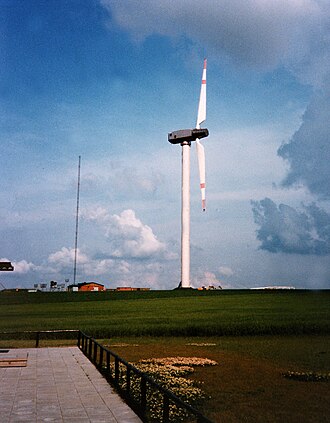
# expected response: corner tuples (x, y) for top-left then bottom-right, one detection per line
(1, 0), (329, 289)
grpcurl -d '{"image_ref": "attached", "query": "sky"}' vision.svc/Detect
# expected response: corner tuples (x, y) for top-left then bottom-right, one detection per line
(1, 0), (330, 290)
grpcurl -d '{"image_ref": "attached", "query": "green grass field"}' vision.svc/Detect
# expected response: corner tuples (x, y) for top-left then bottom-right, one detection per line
(0, 289), (329, 337)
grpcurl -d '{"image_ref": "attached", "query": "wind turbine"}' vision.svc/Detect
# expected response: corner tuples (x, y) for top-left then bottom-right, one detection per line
(168, 59), (209, 288)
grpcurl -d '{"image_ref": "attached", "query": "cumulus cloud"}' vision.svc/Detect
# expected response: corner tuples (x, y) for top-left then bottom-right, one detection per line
(83, 206), (110, 224)
(102, 0), (328, 76)
(278, 93), (330, 199)
(251, 198), (330, 255)
(82, 258), (116, 276)
(48, 247), (89, 267)
(192, 270), (235, 289)
(85, 207), (168, 259)
(80, 172), (102, 192)
(113, 166), (165, 198)
(45, 247), (129, 279)
(35, 209), (176, 288)
(106, 209), (166, 259)
(192, 271), (222, 288)
(79, 159), (165, 202)
(219, 266), (234, 277)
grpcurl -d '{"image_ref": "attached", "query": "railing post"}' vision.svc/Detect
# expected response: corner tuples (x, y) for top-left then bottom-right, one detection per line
(83, 334), (87, 352)
(88, 338), (92, 359)
(77, 330), (81, 348)
(140, 377), (147, 418)
(126, 367), (131, 398)
(106, 350), (111, 376)
(93, 342), (98, 364)
(99, 347), (104, 369)
(35, 331), (40, 348)
(115, 357), (119, 385)
(163, 395), (170, 423)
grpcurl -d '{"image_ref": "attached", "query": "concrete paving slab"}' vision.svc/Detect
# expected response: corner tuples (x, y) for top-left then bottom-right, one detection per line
(0, 347), (142, 423)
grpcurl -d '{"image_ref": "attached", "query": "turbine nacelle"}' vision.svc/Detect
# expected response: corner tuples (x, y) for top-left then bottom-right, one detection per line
(168, 128), (209, 145)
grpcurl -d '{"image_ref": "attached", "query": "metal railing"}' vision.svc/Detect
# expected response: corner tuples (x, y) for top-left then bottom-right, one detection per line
(78, 331), (213, 423)
(0, 330), (79, 348)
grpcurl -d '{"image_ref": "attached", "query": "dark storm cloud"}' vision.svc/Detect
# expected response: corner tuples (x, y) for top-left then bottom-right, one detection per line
(278, 93), (330, 199)
(251, 198), (330, 255)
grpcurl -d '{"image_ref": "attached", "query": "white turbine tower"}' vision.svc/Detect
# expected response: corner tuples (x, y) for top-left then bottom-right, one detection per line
(168, 59), (209, 288)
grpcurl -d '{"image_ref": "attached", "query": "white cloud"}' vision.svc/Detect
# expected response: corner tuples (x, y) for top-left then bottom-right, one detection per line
(106, 209), (166, 258)
(20, 208), (176, 288)
(113, 166), (165, 197)
(44, 248), (129, 280)
(192, 270), (221, 288)
(219, 266), (234, 277)
(0, 258), (37, 274)
(78, 158), (166, 202)
(85, 207), (169, 259)
(48, 247), (89, 267)
(82, 258), (115, 276)
(83, 206), (110, 224)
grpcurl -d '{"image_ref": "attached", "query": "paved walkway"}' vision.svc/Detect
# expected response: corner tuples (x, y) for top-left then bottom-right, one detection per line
(0, 347), (142, 423)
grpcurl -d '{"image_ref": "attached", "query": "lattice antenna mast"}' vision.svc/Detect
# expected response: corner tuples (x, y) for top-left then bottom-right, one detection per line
(73, 155), (81, 285)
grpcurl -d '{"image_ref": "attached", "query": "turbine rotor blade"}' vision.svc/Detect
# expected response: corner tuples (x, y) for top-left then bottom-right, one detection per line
(196, 58), (207, 129)
(196, 139), (206, 211)
(196, 59), (207, 211)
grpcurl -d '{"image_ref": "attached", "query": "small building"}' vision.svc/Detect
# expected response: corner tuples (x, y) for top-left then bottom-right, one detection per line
(68, 282), (106, 292)
(116, 287), (150, 292)
(116, 287), (134, 291)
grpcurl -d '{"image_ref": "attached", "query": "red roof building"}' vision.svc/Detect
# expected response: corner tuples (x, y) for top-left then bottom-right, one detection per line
(68, 282), (106, 292)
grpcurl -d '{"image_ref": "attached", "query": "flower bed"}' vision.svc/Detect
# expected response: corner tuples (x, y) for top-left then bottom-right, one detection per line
(139, 356), (218, 367)
(110, 356), (217, 421)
